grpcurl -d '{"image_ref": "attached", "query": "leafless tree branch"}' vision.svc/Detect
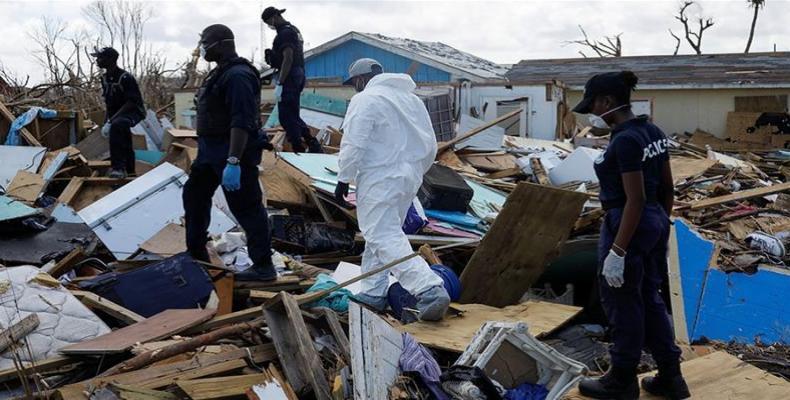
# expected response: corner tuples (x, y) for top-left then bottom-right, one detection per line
(566, 25), (622, 57)
(674, 1), (714, 55)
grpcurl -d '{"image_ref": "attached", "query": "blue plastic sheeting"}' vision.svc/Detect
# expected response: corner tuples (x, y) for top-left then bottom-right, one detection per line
(265, 92), (349, 128)
(424, 209), (480, 228)
(305, 273), (352, 312)
(676, 219), (790, 344)
(4, 107), (57, 145)
(134, 150), (165, 165)
(0, 195), (38, 222)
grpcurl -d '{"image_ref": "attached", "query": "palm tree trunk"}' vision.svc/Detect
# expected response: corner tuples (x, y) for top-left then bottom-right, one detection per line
(745, 4), (760, 53)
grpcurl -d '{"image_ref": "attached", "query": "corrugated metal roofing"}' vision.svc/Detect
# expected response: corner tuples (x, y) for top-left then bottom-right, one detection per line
(506, 52), (790, 88)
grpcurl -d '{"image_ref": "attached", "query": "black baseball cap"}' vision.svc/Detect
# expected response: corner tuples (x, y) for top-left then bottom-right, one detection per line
(90, 47), (119, 60)
(572, 71), (632, 114)
(261, 6), (285, 21)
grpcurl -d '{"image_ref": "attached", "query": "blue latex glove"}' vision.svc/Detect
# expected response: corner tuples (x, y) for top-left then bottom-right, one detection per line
(222, 164), (241, 191)
(274, 84), (283, 102)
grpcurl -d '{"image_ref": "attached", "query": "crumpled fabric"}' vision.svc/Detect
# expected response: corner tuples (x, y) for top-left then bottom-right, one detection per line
(441, 365), (504, 400)
(399, 333), (449, 400)
(305, 273), (352, 312)
(338, 73), (443, 299)
(504, 382), (548, 400)
(5, 107), (58, 145)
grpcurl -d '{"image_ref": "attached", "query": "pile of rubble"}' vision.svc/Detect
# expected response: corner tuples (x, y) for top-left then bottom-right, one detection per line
(0, 97), (788, 399)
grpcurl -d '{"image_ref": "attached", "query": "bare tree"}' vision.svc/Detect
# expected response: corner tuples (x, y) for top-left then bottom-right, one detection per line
(567, 25), (622, 57)
(83, 0), (152, 76)
(669, 29), (682, 55)
(675, 1), (714, 55)
(744, 0), (766, 53)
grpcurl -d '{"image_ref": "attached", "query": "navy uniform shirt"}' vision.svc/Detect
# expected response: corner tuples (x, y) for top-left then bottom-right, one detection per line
(594, 116), (669, 209)
(271, 24), (305, 69)
(195, 61), (263, 169)
(101, 68), (145, 121)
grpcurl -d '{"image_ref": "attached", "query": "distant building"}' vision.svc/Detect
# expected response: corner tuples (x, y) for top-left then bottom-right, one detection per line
(507, 52), (790, 137)
(303, 31), (508, 84)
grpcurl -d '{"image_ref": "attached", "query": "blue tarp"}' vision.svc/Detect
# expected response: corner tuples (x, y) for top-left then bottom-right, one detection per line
(4, 107), (57, 145)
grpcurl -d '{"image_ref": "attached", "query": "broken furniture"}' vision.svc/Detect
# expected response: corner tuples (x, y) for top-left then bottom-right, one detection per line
(456, 321), (586, 400)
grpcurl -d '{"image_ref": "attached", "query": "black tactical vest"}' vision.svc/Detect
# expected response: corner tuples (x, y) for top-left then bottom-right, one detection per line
(195, 58), (261, 138)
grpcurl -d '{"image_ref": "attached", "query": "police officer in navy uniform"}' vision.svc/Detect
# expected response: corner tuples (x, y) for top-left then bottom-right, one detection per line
(261, 6), (322, 153)
(184, 24), (276, 282)
(92, 47), (145, 179)
(574, 71), (690, 400)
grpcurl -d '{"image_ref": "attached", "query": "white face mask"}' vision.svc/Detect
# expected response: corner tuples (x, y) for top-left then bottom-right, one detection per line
(588, 104), (628, 129)
(199, 45), (207, 60)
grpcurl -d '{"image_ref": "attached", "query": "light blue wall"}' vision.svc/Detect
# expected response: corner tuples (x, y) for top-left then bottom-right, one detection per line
(305, 39), (452, 83)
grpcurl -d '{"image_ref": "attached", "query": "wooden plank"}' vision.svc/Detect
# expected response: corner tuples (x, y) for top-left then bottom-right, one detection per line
(459, 183), (588, 307)
(689, 181), (790, 210)
(263, 292), (332, 400)
(486, 167), (522, 180)
(184, 306), (262, 335)
(418, 244), (443, 265)
(105, 383), (178, 400)
(460, 153), (518, 172)
(209, 270), (234, 316)
(71, 290), (144, 326)
(349, 302), (403, 400)
(0, 314), (39, 353)
(260, 151), (309, 207)
(177, 374), (271, 400)
(6, 170), (44, 203)
(42, 247), (85, 278)
(245, 365), (299, 400)
(530, 158), (550, 185)
(316, 307), (350, 365)
(734, 95), (787, 113)
(563, 351), (789, 399)
(437, 109), (522, 154)
(58, 345), (276, 396)
(0, 355), (78, 383)
(670, 157), (717, 184)
(398, 301), (581, 353)
(60, 309), (215, 355)
(139, 223), (186, 257)
(667, 222), (690, 345)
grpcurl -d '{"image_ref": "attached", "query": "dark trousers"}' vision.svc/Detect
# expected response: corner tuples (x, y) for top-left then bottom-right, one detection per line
(278, 68), (320, 152)
(598, 204), (681, 371)
(182, 162), (272, 267)
(109, 115), (136, 173)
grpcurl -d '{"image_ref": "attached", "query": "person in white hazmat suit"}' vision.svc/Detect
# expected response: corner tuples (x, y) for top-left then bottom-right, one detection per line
(334, 58), (450, 321)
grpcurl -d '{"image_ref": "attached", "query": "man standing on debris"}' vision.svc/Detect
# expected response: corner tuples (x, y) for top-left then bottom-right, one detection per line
(335, 58), (450, 321)
(92, 47), (145, 179)
(573, 71), (690, 400)
(262, 6), (322, 153)
(184, 24), (276, 282)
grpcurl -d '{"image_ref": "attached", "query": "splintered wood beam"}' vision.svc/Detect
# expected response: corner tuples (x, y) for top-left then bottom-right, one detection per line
(0, 314), (39, 353)
(437, 109), (522, 154)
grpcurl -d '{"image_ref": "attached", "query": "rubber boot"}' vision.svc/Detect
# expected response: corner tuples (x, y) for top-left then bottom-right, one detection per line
(415, 285), (450, 321)
(353, 292), (388, 312)
(305, 135), (323, 153)
(578, 366), (639, 400)
(641, 362), (691, 400)
(108, 169), (127, 179)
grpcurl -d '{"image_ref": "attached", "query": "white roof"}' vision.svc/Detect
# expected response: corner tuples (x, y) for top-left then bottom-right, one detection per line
(305, 31), (508, 82)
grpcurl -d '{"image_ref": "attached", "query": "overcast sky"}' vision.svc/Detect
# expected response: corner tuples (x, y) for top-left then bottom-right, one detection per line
(1, 0), (788, 83)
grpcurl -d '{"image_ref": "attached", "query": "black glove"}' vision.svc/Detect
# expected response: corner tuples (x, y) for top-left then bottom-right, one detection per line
(334, 181), (353, 209)
(264, 49), (272, 66)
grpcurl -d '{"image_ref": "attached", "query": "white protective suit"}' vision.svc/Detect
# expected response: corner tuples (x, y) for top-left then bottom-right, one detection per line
(338, 73), (443, 298)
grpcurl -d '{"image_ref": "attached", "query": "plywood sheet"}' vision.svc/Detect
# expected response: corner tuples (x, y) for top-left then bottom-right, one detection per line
(5, 170), (44, 203)
(176, 373), (272, 400)
(670, 157), (717, 184)
(460, 153), (518, 172)
(563, 351), (789, 399)
(139, 223), (186, 257)
(260, 151), (309, 206)
(60, 308), (215, 355)
(398, 301), (581, 353)
(350, 302), (403, 400)
(460, 183), (588, 307)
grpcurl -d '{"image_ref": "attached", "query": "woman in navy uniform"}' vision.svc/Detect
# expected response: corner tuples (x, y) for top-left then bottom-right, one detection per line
(574, 71), (690, 400)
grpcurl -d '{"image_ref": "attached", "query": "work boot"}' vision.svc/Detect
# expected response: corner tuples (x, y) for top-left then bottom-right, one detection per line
(234, 260), (277, 282)
(108, 169), (127, 179)
(305, 136), (323, 153)
(353, 292), (388, 312)
(641, 370), (691, 399)
(578, 367), (639, 400)
(415, 285), (450, 321)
